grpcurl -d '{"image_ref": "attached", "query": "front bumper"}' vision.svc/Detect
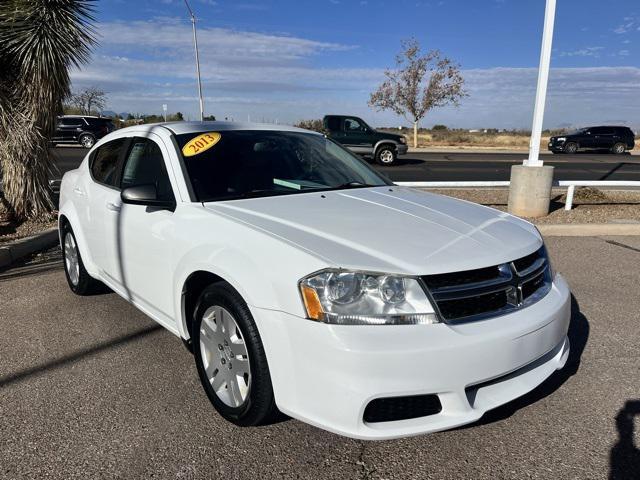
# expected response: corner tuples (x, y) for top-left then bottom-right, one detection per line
(253, 274), (571, 440)
(548, 141), (565, 152)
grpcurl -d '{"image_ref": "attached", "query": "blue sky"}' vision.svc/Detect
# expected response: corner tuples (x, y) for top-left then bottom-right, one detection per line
(72, 0), (640, 128)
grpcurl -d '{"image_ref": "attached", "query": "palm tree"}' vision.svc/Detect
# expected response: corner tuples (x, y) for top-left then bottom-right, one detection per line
(0, 0), (96, 220)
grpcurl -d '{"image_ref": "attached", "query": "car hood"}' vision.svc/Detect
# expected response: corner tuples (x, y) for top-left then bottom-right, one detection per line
(203, 186), (542, 275)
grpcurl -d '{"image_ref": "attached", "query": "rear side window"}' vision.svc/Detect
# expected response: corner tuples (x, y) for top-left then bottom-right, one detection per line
(121, 138), (175, 202)
(60, 118), (82, 127)
(90, 138), (127, 188)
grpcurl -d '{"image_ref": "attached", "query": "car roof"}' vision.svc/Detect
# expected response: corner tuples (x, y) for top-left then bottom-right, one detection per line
(585, 125), (632, 129)
(156, 121), (321, 136)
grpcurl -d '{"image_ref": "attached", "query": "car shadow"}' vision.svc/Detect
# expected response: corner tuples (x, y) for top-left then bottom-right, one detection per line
(459, 294), (589, 429)
(609, 400), (640, 480)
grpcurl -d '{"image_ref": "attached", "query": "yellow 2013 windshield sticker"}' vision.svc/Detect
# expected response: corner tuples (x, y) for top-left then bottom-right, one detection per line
(182, 132), (221, 157)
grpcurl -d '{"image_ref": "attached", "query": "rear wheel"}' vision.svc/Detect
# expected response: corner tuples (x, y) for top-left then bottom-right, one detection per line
(79, 134), (95, 149)
(61, 224), (103, 295)
(193, 282), (278, 426)
(564, 142), (578, 154)
(612, 143), (626, 155)
(375, 145), (397, 165)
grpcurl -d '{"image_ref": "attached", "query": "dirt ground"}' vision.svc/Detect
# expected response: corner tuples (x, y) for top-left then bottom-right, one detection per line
(432, 187), (640, 224)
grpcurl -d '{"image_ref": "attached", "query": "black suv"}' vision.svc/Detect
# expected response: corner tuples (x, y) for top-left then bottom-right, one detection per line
(52, 115), (115, 149)
(323, 115), (407, 165)
(548, 126), (635, 154)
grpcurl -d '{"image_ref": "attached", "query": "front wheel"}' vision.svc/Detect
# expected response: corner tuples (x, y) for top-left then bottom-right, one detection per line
(61, 224), (104, 295)
(375, 145), (397, 165)
(193, 282), (279, 426)
(564, 142), (578, 154)
(612, 143), (626, 155)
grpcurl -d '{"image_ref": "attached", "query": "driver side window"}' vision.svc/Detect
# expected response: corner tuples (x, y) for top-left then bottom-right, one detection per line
(121, 138), (175, 202)
(344, 118), (364, 132)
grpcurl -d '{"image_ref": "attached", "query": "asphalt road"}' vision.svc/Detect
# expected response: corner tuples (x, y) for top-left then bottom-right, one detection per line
(50, 146), (640, 183)
(1, 236), (639, 479)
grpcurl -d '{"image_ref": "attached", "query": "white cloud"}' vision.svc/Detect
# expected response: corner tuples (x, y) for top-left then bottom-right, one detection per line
(70, 20), (640, 128)
(559, 46), (604, 58)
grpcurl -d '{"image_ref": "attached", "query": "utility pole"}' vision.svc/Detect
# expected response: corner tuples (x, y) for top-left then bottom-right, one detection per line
(507, 0), (556, 217)
(524, 0), (556, 167)
(184, 0), (204, 121)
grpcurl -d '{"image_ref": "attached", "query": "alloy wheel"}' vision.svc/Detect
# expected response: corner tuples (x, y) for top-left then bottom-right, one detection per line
(199, 306), (251, 408)
(81, 136), (95, 148)
(64, 233), (80, 286)
(379, 149), (394, 164)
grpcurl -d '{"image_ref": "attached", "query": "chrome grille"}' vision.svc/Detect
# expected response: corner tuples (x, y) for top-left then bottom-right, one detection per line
(422, 246), (552, 323)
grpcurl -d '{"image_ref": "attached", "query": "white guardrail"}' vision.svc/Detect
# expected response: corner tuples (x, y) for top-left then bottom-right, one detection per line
(395, 180), (640, 211)
(47, 179), (639, 211)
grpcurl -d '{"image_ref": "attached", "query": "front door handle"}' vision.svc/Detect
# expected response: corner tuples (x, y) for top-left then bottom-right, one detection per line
(106, 202), (121, 212)
(73, 187), (85, 196)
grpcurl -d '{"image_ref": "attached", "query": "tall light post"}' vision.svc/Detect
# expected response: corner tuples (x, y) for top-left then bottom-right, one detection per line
(508, 0), (556, 217)
(525, 0), (556, 167)
(184, 0), (204, 121)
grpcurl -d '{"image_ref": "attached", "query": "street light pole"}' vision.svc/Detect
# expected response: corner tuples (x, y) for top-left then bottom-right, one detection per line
(524, 0), (556, 167)
(184, 0), (204, 121)
(508, 0), (557, 217)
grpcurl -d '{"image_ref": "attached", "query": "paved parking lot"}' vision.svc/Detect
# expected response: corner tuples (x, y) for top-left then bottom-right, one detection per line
(1, 236), (639, 479)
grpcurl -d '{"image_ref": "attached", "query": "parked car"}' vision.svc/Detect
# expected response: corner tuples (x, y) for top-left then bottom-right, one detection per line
(323, 115), (407, 165)
(59, 121), (570, 440)
(52, 115), (115, 148)
(548, 126), (635, 154)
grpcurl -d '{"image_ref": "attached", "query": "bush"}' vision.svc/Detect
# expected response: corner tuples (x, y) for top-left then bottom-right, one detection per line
(432, 124), (448, 131)
(294, 119), (325, 133)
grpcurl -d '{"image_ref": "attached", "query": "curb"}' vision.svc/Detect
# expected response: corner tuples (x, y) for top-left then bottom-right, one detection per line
(537, 223), (640, 237)
(0, 228), (59, 269)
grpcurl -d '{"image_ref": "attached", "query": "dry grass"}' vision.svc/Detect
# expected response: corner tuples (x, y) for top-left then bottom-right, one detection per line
(381, 129), (639, 151)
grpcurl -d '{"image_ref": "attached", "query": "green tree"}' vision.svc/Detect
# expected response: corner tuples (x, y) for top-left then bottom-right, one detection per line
(0, 0), (97, 220)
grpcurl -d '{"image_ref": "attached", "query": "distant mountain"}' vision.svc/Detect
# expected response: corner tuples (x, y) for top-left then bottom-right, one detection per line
(101, 110), (118, 118)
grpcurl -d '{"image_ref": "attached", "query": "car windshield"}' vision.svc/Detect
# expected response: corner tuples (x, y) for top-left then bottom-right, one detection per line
(568, 128), (587, 135)
(175, 130), (390, 202)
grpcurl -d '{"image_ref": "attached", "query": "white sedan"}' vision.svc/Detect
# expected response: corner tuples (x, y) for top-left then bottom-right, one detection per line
(59, 122), (571, 440)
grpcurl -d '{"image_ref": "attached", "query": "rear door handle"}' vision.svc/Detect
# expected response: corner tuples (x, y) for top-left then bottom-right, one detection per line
(106, 202), (121, 212)
(73, 187), (85, 196)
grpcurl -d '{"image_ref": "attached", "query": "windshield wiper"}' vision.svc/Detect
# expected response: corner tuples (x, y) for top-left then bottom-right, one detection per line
(330, 181), (377, 190)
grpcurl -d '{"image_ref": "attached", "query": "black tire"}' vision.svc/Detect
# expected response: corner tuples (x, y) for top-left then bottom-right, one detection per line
(612, 143), (626, 155)
(375, 145), (397, 166)
(564, 142), (578, 154)
(192, 282), (278, 426)
(61, 223), (103, 295)
(79, 134), (96, 149)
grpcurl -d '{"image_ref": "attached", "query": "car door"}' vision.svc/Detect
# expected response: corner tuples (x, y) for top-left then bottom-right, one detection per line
(105, 134), (178, 326)
(58, 117), (84, 142)
(342, 117), (373, 154)
(85, 137), (130, 273)
(592, 127), (615, 150)
(579, 128), (596, 149)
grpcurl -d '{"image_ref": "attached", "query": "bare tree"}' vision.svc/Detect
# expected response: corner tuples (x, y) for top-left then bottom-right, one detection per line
(369, 38), (467, 148)
(68, 87), (106, 115)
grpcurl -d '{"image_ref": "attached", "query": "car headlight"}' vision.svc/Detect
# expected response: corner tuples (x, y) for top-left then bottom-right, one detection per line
(556, 137), (566, 142)
(398, 137), (407, 144)
(299, 269), (439, 325)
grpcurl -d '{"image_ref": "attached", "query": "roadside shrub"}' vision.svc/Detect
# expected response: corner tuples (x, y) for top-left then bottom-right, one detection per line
(294, 119), (325, 133)
(432, 124), (448, 131)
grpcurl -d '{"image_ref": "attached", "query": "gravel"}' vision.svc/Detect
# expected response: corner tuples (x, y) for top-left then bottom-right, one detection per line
(429, 188), (640, 224)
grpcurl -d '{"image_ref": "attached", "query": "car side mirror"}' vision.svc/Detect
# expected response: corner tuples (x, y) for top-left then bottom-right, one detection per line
(121, 184), (175, 210)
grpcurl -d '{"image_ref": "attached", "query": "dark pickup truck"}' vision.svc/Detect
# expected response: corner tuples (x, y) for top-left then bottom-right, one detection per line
(323, 115), (407, 165)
